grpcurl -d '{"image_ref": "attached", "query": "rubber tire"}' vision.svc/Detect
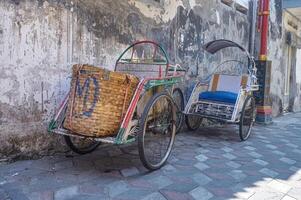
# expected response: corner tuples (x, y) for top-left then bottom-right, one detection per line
(138, 92), (176, 171)
(185, 115), (203, 131)
(239, 96), (256, 141)
(64, 135), (101, 155)
(172, 88), (185, 134)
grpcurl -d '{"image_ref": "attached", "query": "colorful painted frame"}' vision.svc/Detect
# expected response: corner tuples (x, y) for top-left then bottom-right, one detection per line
(48, 41), (184, 145)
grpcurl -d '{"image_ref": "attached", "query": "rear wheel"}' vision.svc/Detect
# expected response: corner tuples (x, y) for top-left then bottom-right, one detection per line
(185, 115), (203, 131)
(239, 96), (256, 141)
(172, 88), (184, 134)
(64, 135), (101, 155)
(138, 92), (176, 171)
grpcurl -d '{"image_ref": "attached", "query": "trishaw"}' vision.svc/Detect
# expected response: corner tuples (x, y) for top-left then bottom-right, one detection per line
(184, 39), (259, 141)
(48, 41), (185, 171)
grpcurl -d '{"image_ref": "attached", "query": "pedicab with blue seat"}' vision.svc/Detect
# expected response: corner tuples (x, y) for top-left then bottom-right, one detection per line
(184, 40), (259, 141)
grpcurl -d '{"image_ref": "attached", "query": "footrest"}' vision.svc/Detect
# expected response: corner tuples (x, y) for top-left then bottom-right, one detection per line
(191, 101), (235, 120)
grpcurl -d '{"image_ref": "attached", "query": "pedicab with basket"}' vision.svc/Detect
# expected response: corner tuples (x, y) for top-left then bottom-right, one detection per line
(184, 39), (259, 141)
(48, 41), (185, 170)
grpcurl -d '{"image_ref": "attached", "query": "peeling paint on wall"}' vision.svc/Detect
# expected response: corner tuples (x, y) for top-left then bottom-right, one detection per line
(265, 0), (301, 115)
(0, 0), (250, 158)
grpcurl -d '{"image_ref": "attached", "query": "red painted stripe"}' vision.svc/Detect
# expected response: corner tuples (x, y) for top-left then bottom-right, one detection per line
(257, 109), (272, 114)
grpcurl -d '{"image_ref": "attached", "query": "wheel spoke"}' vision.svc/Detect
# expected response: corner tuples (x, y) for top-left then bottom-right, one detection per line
(239, 96), (256, 141)
(172, 89), (184, 133)
(139, 92), (176, 170)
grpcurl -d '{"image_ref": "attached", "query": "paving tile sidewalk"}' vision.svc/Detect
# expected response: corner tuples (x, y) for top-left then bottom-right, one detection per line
(0, 113), (301, 200)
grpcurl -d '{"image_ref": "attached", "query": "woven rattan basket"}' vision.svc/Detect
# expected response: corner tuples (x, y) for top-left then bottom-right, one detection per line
(64, 64), (139, 137)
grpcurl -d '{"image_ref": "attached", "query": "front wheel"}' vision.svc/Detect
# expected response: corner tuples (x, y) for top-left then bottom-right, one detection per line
(138, 92), (176, 171)
(64, 135), (101, 155)
(239, 96), (256, 141)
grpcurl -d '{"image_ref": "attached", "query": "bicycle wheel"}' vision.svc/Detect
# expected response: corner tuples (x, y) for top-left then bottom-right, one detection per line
(172, 88), (185, 134)
(185, 115), (203, 131)
(239, 96), (256, 141)
(138, 91), (176, 170)
(64, 135), (101, 155)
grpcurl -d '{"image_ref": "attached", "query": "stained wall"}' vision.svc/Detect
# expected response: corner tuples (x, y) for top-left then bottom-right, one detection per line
(0, 0), (250, 158)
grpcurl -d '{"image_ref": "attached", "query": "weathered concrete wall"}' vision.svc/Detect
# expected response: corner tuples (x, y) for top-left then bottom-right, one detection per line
(0, 0), (250, 159)
(285, 11), (301, 113)
(265, 0), (301, 116)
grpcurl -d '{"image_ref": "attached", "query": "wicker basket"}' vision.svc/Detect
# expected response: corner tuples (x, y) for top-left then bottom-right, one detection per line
(64, 64), (139, 137)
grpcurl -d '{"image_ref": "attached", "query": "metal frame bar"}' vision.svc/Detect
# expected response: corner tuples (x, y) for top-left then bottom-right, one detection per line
(114, 40), (170, 76)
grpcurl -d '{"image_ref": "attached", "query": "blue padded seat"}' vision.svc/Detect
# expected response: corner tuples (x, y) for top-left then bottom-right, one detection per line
(199, 91), (238, 104)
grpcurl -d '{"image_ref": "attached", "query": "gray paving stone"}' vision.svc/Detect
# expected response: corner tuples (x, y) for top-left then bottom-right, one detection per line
(289, 166), (300, 173)
(280, 139), (290, 143)
(115, 188), (153, 200)
(248, 151), (263, 158)
(221, 147), (233, 153)
(161, 164), (177, 172)
(160, 190), (194, 200)
(194, 162), (209, 171)
(286, 143), (298, 148)
(0, 189), (9, 200)
(163, 180), (198, 193)
(261, 139), (271, 144)
(260, 168), (279, 178)
(120, 167), (140, 177)
(189, 186), (213, 200)
(54, 161), (73, 171)
(226, 161), (241, 169)
(223, 153), (236, 160)
(196, 149), (210, 154)
(27, 191), (54, 200)
(229, 170), (247, 181)
(273, 150), (286, 156)
(54, 186), (79, 200)
(244, 146), (256, 151)
(192, 173), (212, 186)
(105, 180), (129, 198)
(280, 157), (296, 165)
(253, 159), (268, 166)
(142, 192), (167, 200)
(148, 175), (173, 189)
(257, 135), (268, 139)
(292, 149), (301, 154)
(266, 144), (278, 150)
(67, 194), (108, 200)
(195, 155), (208, 162)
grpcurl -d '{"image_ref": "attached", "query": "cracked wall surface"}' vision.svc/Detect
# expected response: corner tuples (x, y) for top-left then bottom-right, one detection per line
(265, 0), (301, 116)
(0, 0), (250, 158)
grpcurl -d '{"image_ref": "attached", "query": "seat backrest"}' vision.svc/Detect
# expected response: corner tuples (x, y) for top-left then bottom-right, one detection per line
(209, 74), (249, 93)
